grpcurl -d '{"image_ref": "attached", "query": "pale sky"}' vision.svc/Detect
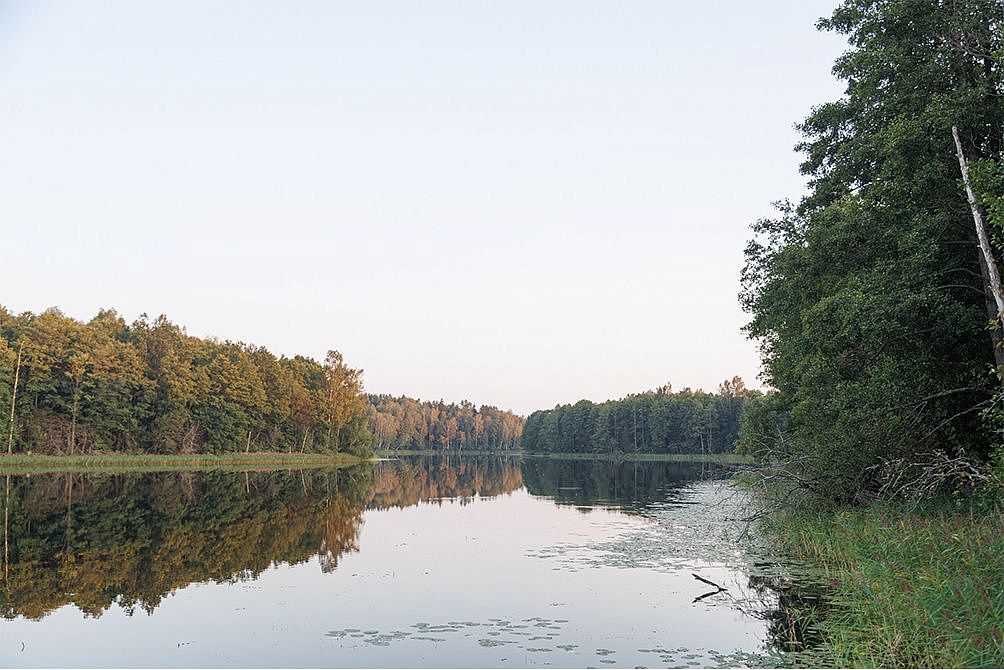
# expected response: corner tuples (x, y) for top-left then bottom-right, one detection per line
(0, 1), (845, 415)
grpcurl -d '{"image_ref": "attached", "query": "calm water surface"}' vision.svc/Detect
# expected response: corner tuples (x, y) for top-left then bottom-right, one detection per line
(0, 457), (784, 667)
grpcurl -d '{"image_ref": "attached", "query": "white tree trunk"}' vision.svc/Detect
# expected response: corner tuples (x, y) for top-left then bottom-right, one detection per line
(6, 341), (22, 455)
(953, 125), (1004, 334)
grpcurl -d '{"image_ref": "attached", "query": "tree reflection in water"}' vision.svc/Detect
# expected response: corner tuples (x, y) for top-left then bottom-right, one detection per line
(1, 452), (808, 661)
(0, 456), (527, 620)
(520, 457), (726, 512)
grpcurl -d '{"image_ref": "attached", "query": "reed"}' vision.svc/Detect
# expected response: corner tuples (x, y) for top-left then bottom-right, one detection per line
(771, 501), (1004, 667)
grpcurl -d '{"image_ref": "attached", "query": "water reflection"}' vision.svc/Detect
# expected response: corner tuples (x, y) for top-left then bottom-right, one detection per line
(0, 456), (802, 667)
(746, 563), (831, 658)
(520, 458), (723, 512)
(0, 467), (374, 620)
(0, 457), (530, 621)
(369, 456), (523, 509)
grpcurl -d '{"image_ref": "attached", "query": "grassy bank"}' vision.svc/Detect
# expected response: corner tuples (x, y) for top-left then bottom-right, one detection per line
(0, 451), (370, 474)
(771, 502), (1004, 667)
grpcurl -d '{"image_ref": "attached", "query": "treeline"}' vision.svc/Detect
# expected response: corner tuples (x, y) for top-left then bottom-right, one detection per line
(367, 394), (523, 452)
(0, 307), (372, 456)
(739, 0), (1004, 501)
(521, 377), (754, 455)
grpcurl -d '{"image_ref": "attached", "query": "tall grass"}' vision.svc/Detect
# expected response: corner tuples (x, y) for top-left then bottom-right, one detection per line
(771, 502), (1004, 667)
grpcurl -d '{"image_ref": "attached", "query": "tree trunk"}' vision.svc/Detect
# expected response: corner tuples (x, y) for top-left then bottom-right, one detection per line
(70, 392), (78, 455)
(4, 474), (9, 582)
(953, 126), (1004, 371)
(7, 341), (22, 455)
(975, 246), (1004, 374)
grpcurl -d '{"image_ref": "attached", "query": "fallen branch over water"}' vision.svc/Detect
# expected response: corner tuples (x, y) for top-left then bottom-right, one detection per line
(692, 573), (728, 591)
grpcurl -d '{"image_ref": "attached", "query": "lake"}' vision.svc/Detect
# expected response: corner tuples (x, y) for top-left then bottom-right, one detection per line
(0, 456), (789, 667)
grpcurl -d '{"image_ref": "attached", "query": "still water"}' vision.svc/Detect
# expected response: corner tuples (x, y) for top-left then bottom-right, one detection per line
(0, 457), (783, 667)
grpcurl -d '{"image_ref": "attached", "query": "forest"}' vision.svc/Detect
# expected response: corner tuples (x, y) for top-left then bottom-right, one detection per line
(0, 308), (373, 456)
(735, 1), (1004, 665)
(4, 0), (1003, 666)
(738, 0), (1004, 503)
(367, 394), (523, 452)
(0, 307), (526, 458)
(521, 377), (753, 455)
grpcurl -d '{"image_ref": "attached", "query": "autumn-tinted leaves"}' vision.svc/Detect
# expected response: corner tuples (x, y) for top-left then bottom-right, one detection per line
(0, 308), (372, 455)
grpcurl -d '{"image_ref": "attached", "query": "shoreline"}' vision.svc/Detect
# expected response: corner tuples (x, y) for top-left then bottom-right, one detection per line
(0, 449), (755, 473)
(376, 449), (752, 464)
(521, 451), (752, 464)
(0, 451), (371, 474)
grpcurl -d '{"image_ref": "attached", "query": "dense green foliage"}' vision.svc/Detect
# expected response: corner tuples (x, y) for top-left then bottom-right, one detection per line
(740, 0), (1004, 499)
(736, 3), (1004, 666)
(521, 378), (754, 455)
(367, 394), (523, 451)
(768, 504), (1004, 667)
(0, 308), (372, 456)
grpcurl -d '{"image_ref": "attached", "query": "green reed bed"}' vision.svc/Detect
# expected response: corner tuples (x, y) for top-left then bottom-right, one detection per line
(773, 503), (1004, 668)
(0, 451), (369, 474)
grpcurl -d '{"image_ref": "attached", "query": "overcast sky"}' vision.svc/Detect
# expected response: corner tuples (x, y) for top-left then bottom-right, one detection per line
(0, 1), (845, 414)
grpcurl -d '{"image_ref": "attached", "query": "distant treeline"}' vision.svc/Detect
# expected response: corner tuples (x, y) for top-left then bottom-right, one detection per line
(521, 378), (755, 455)
(0, 307), (372, 456)
(367, 394), (523, 452)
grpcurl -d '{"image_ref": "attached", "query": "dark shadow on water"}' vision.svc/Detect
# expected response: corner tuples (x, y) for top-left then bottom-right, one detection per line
(729, 559), (834, 665)
(519, 457), (731, 513)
